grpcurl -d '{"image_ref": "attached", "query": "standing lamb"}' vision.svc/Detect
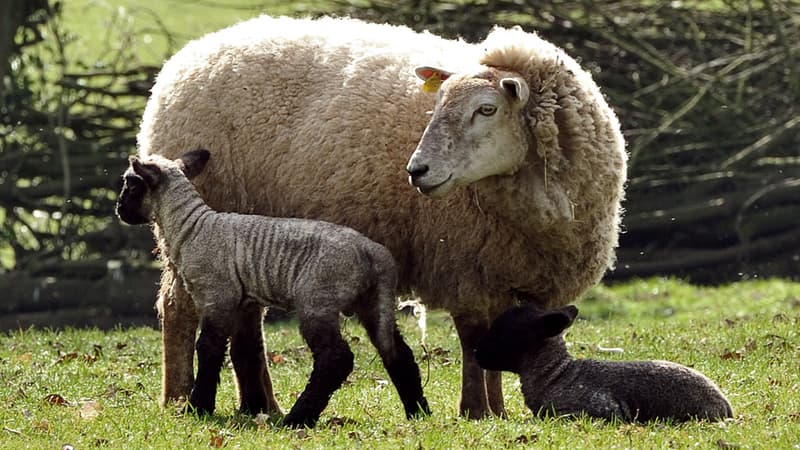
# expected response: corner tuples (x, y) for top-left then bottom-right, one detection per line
(115, 149), (430, 428)
(475, 304), (734, 422)
(138, 15), (627, 419)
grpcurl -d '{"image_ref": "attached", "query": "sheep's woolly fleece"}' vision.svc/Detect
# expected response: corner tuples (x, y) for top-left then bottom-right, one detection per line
(139, 15), (626, 316)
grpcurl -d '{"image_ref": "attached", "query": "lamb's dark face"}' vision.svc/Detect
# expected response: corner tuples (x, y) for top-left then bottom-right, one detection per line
(475, 304), (578, 373)
(115, 158), (162, 225)
(116, 150), (211, 226)
(116, 171), (151, 225)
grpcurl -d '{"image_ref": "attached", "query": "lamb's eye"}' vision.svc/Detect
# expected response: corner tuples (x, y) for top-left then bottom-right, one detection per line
(477, 104), (497, 116)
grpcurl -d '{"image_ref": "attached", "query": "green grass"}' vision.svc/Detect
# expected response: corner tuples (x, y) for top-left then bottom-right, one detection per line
(1, 278), (799, 449)
(59, 0), (336, 67)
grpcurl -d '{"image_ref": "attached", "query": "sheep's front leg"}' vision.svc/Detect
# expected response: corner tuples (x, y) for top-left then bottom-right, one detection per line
(452, 314), (505, 419)
(188, 316), (229, 416)
(283, 313), (353, 428)
(157, 260), (198, 406)
(230, 303), (282, 416)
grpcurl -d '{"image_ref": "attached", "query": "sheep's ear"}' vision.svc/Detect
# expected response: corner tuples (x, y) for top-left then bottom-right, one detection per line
(539, 307), (578, 338)
(415, 66), (453, 93)
(499, 77), (529, 106)
(131, 157), (161, 188)
(178, 149), (210, 179)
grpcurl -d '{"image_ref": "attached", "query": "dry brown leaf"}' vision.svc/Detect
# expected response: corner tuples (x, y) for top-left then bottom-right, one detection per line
(56, 352), (79, 364)
(32, 419), (50, 432)
(294, 429), (309, 439)
(209, 429), (224, 448)
(16, 352), (31, 364)
(513, 434), (538, 444)
(253, 413), (271, 429)
(269, 353), (285, 365)
(716, 438), (741, 449)
(79, 400), (102, 420)
(44, 393), (69, 406)
(720, 350), (743, 361)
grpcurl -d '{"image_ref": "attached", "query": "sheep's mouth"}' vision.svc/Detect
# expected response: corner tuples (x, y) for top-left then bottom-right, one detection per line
(416, 174), (453, 197)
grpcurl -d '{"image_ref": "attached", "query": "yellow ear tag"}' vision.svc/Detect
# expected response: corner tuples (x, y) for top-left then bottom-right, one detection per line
(422, 72), (444, 93)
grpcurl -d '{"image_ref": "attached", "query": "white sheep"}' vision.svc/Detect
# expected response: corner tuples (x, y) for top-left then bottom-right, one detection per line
(115, 149), (430, 428)
(475, 305), (734, 422)
(138, 15), (627, 418)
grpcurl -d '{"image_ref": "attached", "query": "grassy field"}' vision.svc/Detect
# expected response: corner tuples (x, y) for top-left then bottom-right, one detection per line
(1, 278), (798, 449)
(20, 2), (797, 449)
(59, 0), (333, 67)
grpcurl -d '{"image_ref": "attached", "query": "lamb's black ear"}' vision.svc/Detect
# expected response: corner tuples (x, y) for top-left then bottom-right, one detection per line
(178, 149), (210, 179)
(130, 156), (161, 188)
(539, 306), (578, 338)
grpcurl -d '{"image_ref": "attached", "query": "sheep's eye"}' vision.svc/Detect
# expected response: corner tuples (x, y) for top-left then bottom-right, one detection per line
(477, 104), (497, 116)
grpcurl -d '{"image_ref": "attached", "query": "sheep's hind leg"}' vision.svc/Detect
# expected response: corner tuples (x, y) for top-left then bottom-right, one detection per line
(453, 314), (505, 419)
(230, 302), (282, 416)
(282, 313), (353, 428)
(188, 316), (229, 416)
(157, 259), (198, 407)
(356, 296), (430, 418)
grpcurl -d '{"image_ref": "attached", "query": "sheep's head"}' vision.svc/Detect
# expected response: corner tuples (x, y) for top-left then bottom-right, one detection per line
(475, 304), (578, 373)
(116, 149), (210, 225)
(406, 66), (530, 197)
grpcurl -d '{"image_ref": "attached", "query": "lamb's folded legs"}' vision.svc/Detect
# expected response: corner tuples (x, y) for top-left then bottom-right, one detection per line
(453, 314), (505, 419)
(158, 262), (198, 407)
(230, 302), (282, 416)
(282, 313), (354, 428)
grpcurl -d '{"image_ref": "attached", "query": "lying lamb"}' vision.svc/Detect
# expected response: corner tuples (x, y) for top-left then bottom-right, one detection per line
(115, 149), (430, 428)
(475, 304), (733, 422)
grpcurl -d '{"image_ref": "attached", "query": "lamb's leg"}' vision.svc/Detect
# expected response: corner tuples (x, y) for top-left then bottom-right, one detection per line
(356, 290), (430, 418)
(157, 259), (198, 407)
(230, 303), (282, 416)
(453, 314), (505, 419)
(188, 316), (229, 416)
(283, 313), (353, 428)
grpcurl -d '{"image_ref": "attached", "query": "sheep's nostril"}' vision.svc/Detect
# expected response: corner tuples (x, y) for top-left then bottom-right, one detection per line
(407, 163), (429, 179)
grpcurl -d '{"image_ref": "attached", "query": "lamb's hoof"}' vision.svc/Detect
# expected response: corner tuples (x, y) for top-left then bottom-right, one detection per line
(184, 403), (214, 417)
(184, 396), (215, 417)
(281, 413), (318, 429)
(406, 397), (432, 419)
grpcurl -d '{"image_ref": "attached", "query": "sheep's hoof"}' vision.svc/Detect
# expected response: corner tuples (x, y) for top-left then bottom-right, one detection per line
(238, 399), (272, 417)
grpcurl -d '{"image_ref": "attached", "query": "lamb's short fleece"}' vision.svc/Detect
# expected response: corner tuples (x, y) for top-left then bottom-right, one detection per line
(115, 149), (429, 428)
(475, 305), (733, 422)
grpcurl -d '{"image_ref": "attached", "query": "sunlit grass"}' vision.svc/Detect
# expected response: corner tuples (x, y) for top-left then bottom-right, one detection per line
(61, 0), (336, 67)
(0, 278), (798, 448)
